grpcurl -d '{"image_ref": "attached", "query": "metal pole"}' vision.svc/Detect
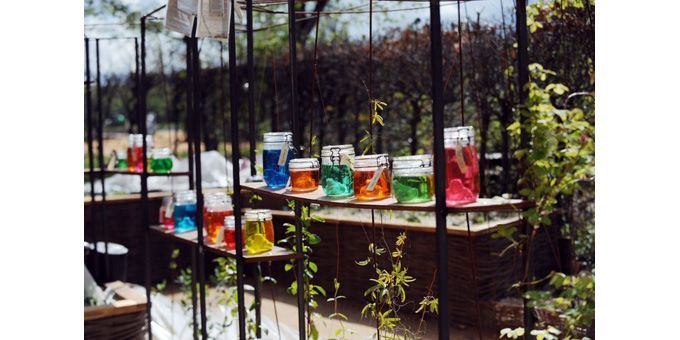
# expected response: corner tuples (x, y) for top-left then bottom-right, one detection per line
(133, 38), (140, 134)
(185, 36), (199, 340)
(429, 1), (450, 339)
(140, 15), (152, 340)
(247, 0), (257, 176)
(228, 2), (247, 339)
(95, 38), (110, 281)
(85, 37), (98, 278)
(189, 18), (209, 339)
(287, 1), (306, 339)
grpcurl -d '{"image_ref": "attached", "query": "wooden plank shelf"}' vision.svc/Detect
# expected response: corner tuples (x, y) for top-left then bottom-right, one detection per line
(84, 168), (190, 177)
(149, 225), (302, 263)
(241, 181), (533, 214)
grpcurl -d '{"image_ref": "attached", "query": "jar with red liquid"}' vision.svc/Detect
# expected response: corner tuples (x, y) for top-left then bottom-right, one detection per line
(444, 126), (480, 206)
(289, 158), (320, 192)
(126, 134), (138, 172)
(204, 192), (233, 245)
(222, 215), (237, 249)
(159, 196), (175, 231)
(353, 154), (391, 201)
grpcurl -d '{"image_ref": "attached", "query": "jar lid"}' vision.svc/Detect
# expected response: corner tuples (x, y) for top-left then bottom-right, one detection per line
(205, 192), (231, 206)
(117, 150), (127, 159)
(244, 209), (272, 221)
(152, 148), (172, 157)
(444, 126), (475, 146)
(320, 144), (355, 157)
(392, 154), (432, 169)
(289, 158), (320, 170)
(264, 132), (293, 143)
(355, 154), (389, 168)
(224, 215), (235, 229)
(174, 190), (196, 202)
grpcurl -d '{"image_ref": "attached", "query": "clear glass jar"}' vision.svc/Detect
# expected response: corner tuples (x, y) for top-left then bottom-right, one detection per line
(262, 132), (296, 189)
(204, 192), (233, 244)
(116, 150), (128, 170)
(127, 134), (138, 172)
(444, 126), (480, 205)
(353, 154), (391, 201)
(243, 209), (275, 254)
(159, 196), (174, 231)
(173, 190), (197, 233)
(223, 215), (236, 249)
(151, 148), (173, 173)
(289, 158), (320, 192)
(320, 145), (355, 198)
(392, 155), (434, 203)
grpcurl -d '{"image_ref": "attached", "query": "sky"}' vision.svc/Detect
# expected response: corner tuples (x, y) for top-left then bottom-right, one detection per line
(85, 0), (520, 76)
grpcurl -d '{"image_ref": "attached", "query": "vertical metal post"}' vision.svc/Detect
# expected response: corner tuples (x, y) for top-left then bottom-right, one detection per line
(429, 1), (450, 339)
(95, 38), (110, 280)
(228, 2), (247, 339)
(85, 37), (98, 278)
(139, 15), (153, 340)
(515, 0), (535, 333)
(189, 17), (209, 339)
(287, 1), (306, 339)
(133, 38), (140, 134)
(184, 36), (199, 340)
(247, 0), (257, 176)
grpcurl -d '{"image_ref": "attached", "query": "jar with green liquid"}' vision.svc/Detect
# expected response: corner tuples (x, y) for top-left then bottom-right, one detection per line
(392, 155), (434, 203)
(320, 144), (355, 198)
(150, 148), (173, 173)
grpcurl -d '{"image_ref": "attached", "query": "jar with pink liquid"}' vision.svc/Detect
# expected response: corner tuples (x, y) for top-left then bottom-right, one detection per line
(444, 126), (480, 206)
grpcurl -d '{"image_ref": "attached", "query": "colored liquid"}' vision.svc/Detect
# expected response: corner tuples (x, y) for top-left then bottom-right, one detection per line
(117, 159), (128, 170)
(127, 147), (136, 172)
(173, 203), (197, 233)
(205, 210), (233, 244)
(151, 157), (173, 173)
(263, 148), (295, 189)
(127, 147), (144, 172)
(392, 175), (434, 203)
(320, 164), (354, 198)
(353, 168), (391, 201)
(244, 219), (275, 254)
(159, 206), (174, 231)
(224, 228), (236, 249)
(445, 145), (480, 206)
(290, 169), (319, 192)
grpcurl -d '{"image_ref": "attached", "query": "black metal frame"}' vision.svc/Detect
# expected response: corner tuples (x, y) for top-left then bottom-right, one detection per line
(85, 1), (532, 339)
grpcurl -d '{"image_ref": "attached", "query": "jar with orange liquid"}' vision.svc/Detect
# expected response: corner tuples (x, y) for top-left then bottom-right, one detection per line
(444, 126), (480, 206)
(289, 158), (320, 192)
(204, 192), (233, 245)
(243, 210), (275, 254)
(353, 154), (391, 201)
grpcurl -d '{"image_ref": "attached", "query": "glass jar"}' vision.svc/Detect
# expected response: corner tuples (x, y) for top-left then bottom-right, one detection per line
(204, 192), (233, 244)
(159, 196), (175, 231)
(173, 190), (197, 233)
(130, 134), (145, 172)
(116, 150), (128, 170)
(222, 215), (236, 249)
(320, 145), (355, 198)
(444, 126), (480, 205)
(150, 148), (173, 173)
(262, 132), (296, 189)
(243, 209), (275, 254)
(392, 155), (434, 203)
(126, 134), (138, 172)
(353, 154), (391, 201)
(289, 158), (320, 192)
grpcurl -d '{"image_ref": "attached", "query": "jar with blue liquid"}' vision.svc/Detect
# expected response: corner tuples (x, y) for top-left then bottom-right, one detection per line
(173, 190), (197, 234)
(262, 132), (296, 189)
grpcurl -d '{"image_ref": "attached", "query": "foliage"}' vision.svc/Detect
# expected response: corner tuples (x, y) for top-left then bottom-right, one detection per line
(357, 232), (419, 339)
(326, 278), (354, 340)
(279, 201), (326, 340)
(508, 63), (594, 230)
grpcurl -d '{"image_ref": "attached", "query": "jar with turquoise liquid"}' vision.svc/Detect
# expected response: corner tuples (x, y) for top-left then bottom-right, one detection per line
(320, 145), (355, 198)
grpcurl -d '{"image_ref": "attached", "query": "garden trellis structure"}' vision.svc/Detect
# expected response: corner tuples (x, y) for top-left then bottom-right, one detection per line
(85, 0), (536, 339)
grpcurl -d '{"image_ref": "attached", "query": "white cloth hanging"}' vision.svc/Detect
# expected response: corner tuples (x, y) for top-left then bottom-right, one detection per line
(165, 0), (195, 36)
(196, 0), (231, 39)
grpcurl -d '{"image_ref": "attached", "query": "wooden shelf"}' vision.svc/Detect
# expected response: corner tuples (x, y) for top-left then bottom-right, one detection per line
(84, 168), (190, 177)
(149, 225), (302, 263)
(241, 182), (532, 214)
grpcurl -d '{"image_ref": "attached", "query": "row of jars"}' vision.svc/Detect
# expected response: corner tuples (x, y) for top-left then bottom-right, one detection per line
(159, 191), (276, 254)
(262, 126), (480, 206)
(113, 134), (174, 173)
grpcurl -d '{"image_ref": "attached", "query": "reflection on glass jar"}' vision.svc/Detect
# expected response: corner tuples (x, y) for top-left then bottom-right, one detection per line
(353, 154), (391, 201)
(204, 192), (233, 245)
(444, 126), (480, 206)
(173, 190), (197, 234)
(392, 155), (434, 203)
(289, 158), (320, 192)
(320, 145), (355, 198)
(151, 148), (173, 173)
(243, 209), (275, 254)
(262, 132), (296, 189)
